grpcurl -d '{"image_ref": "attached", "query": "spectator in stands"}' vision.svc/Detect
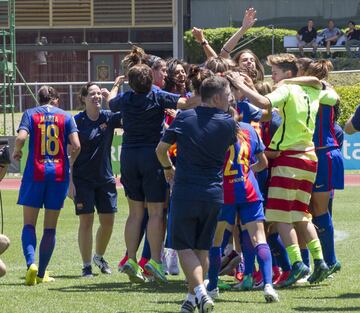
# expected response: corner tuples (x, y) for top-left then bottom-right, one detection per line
(318, 20), (342, 58)
(297, 19), (318, 58)
(345, 21), (360, 58)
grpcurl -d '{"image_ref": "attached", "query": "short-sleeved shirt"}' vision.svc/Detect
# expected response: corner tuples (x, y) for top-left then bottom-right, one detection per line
(236, 98), (263, 123)
(73, 110), (122, 184)
(161, 106), (237, 203)
(109, 88), (180, 147)
(18, 105), (78, 182)
(320, 27), (341, 40)
(351, 105), (360, 131)
(266, 84), (338, 151)
(298, 26), (317, 43)
(223, 122), (265, 204)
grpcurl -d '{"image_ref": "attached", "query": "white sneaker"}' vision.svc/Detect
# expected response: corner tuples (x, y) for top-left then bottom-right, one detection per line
(166, 248), (179, 275)
(207, 287), (219, 300)
(263, 284), (279, 303)
(203, 279), (219, 300)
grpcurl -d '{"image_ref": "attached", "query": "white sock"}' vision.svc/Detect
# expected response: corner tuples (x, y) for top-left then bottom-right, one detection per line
(194, 283), (207, 301)
(186, 293), (196, 305)
(94, 254), (103, 259)
(83, 262), (91, 267)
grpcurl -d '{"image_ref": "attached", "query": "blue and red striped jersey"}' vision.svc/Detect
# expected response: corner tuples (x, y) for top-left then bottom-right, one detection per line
(18, 105), (78, 182)
(223, 122), (265, 204)
(313, 104), (338, 149)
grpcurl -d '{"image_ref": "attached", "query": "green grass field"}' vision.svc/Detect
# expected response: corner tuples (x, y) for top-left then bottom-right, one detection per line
(0, 188), (359, 313)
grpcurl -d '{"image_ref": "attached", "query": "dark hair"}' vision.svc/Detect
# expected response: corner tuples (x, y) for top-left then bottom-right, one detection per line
(163, 58), (190, 94)
(233, 49), (264, 82)
(200, 76), (229, 103)
(78, 82), (98, 105)
(38, 85), (59, 105)
(187, 65), (214, 95)
(348, 20), (356, 26)
(128, 64), (153, 93)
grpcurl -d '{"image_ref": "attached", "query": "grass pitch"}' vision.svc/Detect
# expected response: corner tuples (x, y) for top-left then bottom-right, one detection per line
(0, 188), (359, 313)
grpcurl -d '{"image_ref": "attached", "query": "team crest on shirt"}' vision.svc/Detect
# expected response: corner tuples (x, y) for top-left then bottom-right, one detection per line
(99, 123), (108, 131)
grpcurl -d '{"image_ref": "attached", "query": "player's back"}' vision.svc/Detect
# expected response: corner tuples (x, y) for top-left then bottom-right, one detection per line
(20, 105), (73, 182)
(223, 122), (264, 204)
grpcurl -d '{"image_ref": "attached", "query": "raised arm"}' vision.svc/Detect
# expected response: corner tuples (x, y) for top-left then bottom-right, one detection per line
(107, 75), (125, 103)
(192, 27), (218, 59)
(219, 7), (257, 58)
(226, 71), (271, 110)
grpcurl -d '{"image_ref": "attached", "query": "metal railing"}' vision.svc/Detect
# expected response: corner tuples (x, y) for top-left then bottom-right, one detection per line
(12, 81), (128, 112)
(10, 68), (360, 112)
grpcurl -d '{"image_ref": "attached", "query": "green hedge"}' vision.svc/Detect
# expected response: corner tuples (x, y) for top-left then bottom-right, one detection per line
(184, 27), (296, 64)
(334, 84), (360, 126)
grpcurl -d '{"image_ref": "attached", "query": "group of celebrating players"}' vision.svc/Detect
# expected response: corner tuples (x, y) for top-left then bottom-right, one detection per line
(11, 8), (360, 313)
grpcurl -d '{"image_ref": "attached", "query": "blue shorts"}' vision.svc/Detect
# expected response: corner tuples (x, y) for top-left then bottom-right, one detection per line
(169, 198), (221, 250)
(73, 179), (117, 215)
(17, 180), (68, 210)
(313, 148), (344, 192)
(218, 201), (265, 225)
(120, 146), (167, 202)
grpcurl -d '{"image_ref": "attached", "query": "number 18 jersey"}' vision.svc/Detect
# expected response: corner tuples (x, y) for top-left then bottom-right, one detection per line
(18, 105), (78, 182)
(223, 122), (265, 204)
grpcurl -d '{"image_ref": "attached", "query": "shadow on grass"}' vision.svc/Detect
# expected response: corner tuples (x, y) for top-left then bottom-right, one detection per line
(52, 275), (87, 279)
(321, 292), (360, 299)
(117, 311), (176, 313)
(294, 307), (360, 312)
(49, 280), (186, 293)
(294, 292), (360, 300)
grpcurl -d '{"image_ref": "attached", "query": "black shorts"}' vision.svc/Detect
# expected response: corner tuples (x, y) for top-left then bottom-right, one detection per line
(169, 198), (221, 251)
(120, 146), (167, 202)
(73, 179), (118, 215)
